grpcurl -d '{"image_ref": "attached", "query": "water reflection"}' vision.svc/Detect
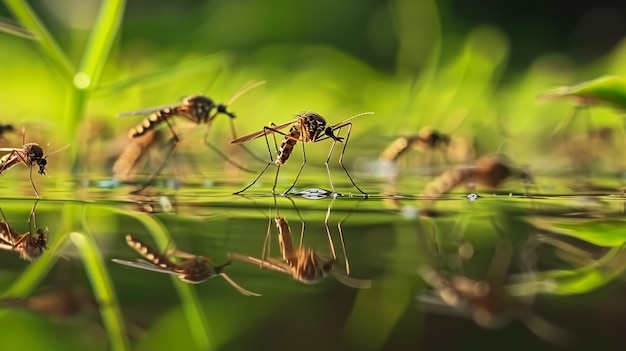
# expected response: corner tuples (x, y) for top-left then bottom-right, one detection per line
(229, 196), (372, 289)
(0, 200), (48, 261)
(0, 182), (626, 350)
(112, 234), (260, 296)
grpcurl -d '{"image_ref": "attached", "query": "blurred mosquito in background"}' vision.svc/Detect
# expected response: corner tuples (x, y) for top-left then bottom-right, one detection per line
(112, 234), (260, 296)
(0, 200), (48, 261)
(0, 123), (15, 145)
(228, 196), (371, 288)
(230, 111), (373, 196)
(117, 81), (266, 193)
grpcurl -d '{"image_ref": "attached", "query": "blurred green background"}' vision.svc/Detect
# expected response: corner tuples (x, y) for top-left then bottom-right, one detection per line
(2, 1), (626, 351)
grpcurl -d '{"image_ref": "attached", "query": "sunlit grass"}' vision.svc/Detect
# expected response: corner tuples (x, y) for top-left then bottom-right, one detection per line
(71, 232), (129, 351)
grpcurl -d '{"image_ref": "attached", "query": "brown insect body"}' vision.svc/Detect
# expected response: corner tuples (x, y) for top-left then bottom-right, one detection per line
(113, 234), (260, 295)
(0, 222), (48, 261)
(276, 216), (333, 283)
(123, 234), (220, 283)
(113, 130), (164, 182)
(127, 95), (230, 139)
(423, 156), (529, 199)
(229, 215), (366, 287)
(379, 127), (452, 162)
(274, 112), (334, 165)
(0, 143), (47, 175)
(231, 111), (370, 195)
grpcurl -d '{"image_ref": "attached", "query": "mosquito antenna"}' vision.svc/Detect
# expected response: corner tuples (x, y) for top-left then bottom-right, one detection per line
(226, 81), (266, 107)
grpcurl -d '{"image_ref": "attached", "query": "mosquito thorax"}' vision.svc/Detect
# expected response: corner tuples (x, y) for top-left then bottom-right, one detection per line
(185, 95), (215, 119)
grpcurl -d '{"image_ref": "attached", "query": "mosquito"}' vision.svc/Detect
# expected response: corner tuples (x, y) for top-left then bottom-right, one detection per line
(379, 127), (452, 163)
(117, 81), (266, 193)
(228, 198), (371, 288)
(0, 129), (67, 198)
(0, 201), (48, 261)
(230, 111), (373, 196)
(112, 234), (260, 296)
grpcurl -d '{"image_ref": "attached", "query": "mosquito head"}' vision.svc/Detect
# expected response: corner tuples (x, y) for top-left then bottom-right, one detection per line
(23, 143), (47, 174)
(418, 127), (451, 148)
(36, 158), (47, 175)
(214, 259), (233, 274)
(325, 127), (344, 142)
(35, 227), (48, 249)
(216, 103), (236, 118)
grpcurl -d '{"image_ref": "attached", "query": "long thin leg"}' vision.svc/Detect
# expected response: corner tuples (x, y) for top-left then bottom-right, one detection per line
(202, 119), (259, 173)
(324, 196), (339, 265)
(28, 161), (40, 199)
(228, 118), (267, 164)
(337, 124), (368, 196)
(234, 127), (277, 194)
(27, 198), (39, 233)
(325, 138), (339, 193)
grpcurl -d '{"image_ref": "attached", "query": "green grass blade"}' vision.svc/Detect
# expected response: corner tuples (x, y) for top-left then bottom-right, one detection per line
(123, 212), (213, 351)
(71, 232), (130, 351)
(3, 0), (74, 78)
(75, 0), (126, 91)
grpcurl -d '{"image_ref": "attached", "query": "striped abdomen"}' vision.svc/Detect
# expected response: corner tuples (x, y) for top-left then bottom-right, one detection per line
(129, 108), (177, 138)
(275, 125), (301, 165)
(0, 152), (21, 174)
(124, 234), (178, 271)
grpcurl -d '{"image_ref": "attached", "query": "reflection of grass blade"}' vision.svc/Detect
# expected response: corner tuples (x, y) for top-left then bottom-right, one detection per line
(0, 16), (36, 39)
(94, 53), (229, 96)
(3, 0), (73, 78)
(126, 212), (212, 351)
(71, 232), (129, 351)
(76, 0), (126, 91)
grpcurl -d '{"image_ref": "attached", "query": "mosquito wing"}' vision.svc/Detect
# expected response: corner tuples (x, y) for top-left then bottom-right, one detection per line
(112, 258), (178, 275)
(117, 103), (179, 117)
(227, 252), (291, 274)
(330, 112), (375, 130)
(229, 120), (295, 144)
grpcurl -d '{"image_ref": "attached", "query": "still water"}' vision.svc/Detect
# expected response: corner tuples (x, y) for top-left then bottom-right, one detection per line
(0, 168), (625, 351)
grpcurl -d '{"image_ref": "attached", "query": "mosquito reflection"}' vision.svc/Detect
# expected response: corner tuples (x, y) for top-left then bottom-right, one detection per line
(417, 216), (571, 345)
(228, 196), (371, 288)
(112, 234), (260, 296)
(0, 200), (48, 261)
